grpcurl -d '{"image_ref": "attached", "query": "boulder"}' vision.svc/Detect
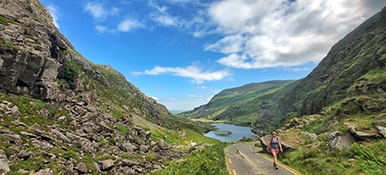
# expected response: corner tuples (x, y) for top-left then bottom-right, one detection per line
(299, 132), (318, 140)
(328, 131), (356, 151)
(0, 129), (23, 146)
(345, 123), (377, 140)
(158, 139), (170, 150)
(75, 163), (88, 173)
(18, 150), (34, 159)
(99, 159), (115, 170)
(50, 129), (71, 143)
(373, 120), (386, 127)
(139, 145), (148, 153)
(31, 139), (53, 150)
(376, 126), (386, 138)
(152, 146), (160, 152)
(120, 141), (137, 153)
(153, 164), (162, 170)
(0, 149), (10, 175)
(10, 105), (20, 119)
(57, 116), (67, 124)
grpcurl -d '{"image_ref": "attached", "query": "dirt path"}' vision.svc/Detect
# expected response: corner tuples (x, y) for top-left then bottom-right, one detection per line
(225, 144), (300, 175)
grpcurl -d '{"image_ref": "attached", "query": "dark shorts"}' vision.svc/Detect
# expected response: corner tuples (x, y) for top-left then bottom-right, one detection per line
(271, 148), (279, 154)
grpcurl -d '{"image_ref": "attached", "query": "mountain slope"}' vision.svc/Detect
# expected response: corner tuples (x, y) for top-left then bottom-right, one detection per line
(177, 80), (297, 125)
(0, 0), (213, 174)
(255, 5), (386, 131)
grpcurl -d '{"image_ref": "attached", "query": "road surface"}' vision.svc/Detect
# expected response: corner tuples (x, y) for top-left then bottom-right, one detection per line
(225, 144), (300, 175)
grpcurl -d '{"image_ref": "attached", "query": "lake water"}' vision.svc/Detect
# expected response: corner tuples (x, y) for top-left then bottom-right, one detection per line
(203, 123), (255, 142)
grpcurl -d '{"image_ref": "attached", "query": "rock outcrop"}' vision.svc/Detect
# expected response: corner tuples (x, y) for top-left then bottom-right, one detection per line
(328, 131), (357, 151)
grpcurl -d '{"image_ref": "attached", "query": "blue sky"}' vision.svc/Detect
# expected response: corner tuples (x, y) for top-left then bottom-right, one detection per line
(41, 0), (386, 112)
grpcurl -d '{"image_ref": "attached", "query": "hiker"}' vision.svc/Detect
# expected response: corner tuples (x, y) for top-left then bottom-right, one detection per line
(267, 131), (283, 169)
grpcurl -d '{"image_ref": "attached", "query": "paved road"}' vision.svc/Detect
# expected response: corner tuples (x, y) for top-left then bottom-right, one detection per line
(225, 144), (300, 175)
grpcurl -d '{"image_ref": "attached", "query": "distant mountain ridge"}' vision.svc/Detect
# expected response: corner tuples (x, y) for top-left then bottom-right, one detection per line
(176, 80), (298, 125)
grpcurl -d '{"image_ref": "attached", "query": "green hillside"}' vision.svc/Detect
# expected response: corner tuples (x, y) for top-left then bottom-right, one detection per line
(176, 80), (297, 125)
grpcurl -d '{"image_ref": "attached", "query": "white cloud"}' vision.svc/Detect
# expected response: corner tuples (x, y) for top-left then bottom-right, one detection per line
(95, 25), (107, 33)
(151, 96), (159, 100)
(85, 2), (107, 19)
(202, 0), (386, 69)
(149, 1), (183, 27)
(118, 18), (144, 32)
(46, 5), (60, 29)
(187, 95), (203, 98)
(167, 0), (194, 4)
(137, 65), (231, 84)
(201, 86), (208, 89)
(151, 14), (178, 26)
(111, 7), (120, 15)
(285, 67), (310, 72)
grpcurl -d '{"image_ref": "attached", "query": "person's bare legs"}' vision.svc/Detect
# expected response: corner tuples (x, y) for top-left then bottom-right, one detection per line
(272, 152), (277, 167)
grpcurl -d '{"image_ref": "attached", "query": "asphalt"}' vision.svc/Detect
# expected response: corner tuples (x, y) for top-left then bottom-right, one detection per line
(225, 144), (301, 175)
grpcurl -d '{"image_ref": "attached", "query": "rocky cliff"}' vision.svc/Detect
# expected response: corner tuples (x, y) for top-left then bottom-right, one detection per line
(0, 0), (210, 174)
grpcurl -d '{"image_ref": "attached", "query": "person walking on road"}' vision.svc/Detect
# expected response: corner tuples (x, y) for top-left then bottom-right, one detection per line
(267, 132), (283, 169)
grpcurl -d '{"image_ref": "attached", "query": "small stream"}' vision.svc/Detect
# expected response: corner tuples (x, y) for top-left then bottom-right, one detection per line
(203, 123), (255, 142)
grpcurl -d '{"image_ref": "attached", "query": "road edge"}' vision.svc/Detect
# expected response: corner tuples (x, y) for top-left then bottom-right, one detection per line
(248, 145), (301, 175)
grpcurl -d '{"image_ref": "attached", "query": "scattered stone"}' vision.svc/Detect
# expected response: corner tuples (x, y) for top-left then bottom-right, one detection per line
(29, 168), (53, 175)
(18, 150), (34, 159)
(188, 141), (197, 147)
(99, 159), (115, 170)
(152, 146), (160, 152)
(75, 163), (88, 173)
(299, 132), (318, 140)
(158, 139), (170, 150)
(57, 116), (67, 124)
(18, 169), (29, 173)
(32, 139), (53, 150)
(153, 164), (162, 170)
(196, 146), (205, 151)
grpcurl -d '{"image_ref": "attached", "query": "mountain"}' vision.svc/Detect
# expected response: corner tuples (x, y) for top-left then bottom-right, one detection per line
(0, 0), (213, 174)
(254, 5), (386, 131)
(176, 80), (298, 125)
(256, 6), (386, 174)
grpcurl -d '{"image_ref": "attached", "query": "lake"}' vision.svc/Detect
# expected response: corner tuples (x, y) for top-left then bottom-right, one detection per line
(203, 123), (256, 142)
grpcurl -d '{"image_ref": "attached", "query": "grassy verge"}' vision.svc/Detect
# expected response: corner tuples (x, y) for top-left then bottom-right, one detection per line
(151, 142), (230, 175)
(279, 139), (386, 175)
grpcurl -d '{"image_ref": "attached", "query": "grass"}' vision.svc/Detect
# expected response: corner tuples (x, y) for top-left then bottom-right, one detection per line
(152, 142), (229, 175)
(282, 139), (386, 175)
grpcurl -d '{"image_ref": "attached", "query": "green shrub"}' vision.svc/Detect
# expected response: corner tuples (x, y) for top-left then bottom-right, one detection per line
(64, 60), (81, 83)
